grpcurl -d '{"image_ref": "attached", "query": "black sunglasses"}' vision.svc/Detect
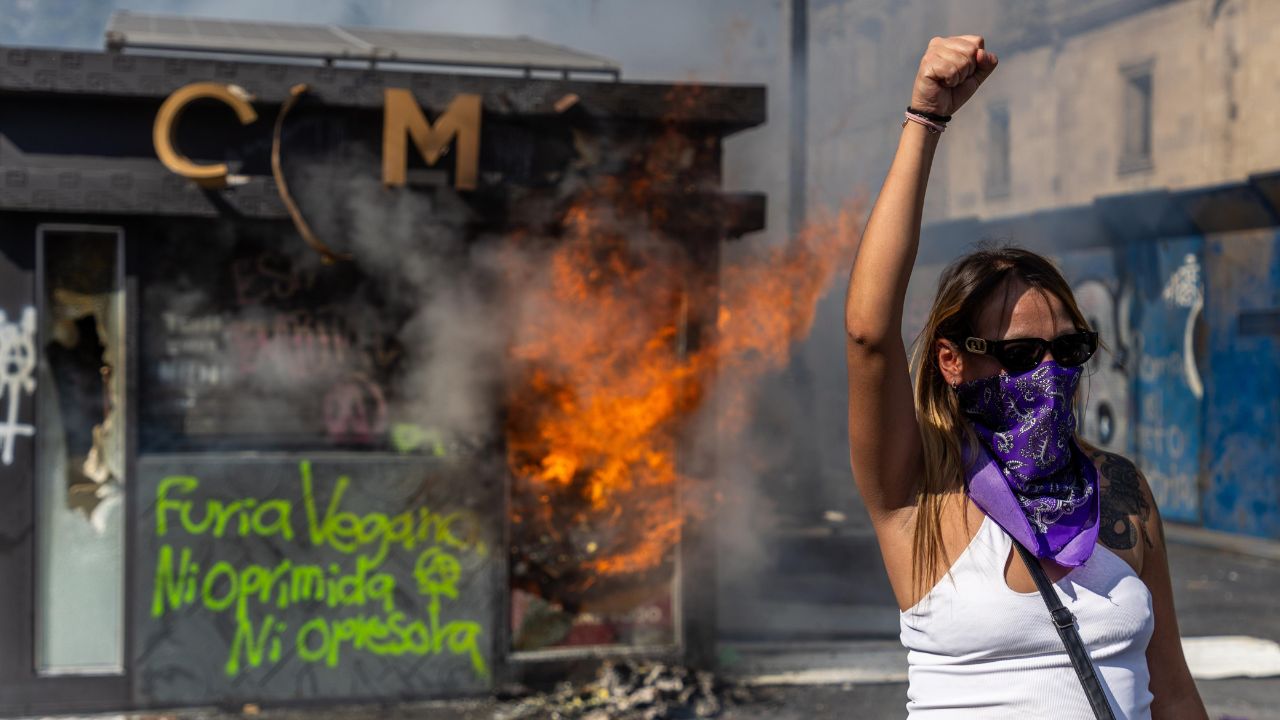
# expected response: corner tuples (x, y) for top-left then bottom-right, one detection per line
(957, 330), (1099, 374)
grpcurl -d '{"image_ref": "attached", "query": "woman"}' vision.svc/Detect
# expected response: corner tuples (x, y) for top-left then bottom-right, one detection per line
(844, 36), (1208, 719)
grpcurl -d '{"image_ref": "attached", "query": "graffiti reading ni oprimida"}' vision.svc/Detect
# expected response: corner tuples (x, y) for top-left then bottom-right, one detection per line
(150, 461), (490, 679)
(0, 307), (36, 466)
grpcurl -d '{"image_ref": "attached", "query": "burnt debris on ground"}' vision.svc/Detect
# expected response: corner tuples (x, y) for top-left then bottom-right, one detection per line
(497, 661), (762, 720)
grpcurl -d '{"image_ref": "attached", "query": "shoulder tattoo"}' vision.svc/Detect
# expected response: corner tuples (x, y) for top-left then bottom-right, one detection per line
(1092, 451), (1154, 551)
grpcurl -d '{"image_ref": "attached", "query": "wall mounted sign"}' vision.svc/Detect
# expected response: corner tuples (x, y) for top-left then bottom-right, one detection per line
(153, 82), (482, 191)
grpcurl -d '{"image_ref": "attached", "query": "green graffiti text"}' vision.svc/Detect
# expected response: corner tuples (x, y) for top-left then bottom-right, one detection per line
(149, 463), (491, 683)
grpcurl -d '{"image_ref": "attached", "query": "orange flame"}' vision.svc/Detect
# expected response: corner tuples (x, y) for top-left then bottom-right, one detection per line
(505, 85), (864, 598)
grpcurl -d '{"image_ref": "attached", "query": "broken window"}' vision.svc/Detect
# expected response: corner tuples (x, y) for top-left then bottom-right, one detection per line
(35, 226), (126, 674)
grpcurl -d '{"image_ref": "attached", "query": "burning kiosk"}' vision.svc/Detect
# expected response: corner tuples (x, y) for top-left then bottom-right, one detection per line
(0, 13), (765, 715)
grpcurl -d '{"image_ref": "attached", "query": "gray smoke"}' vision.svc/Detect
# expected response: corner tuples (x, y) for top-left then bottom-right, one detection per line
(5, 0), (885, 639)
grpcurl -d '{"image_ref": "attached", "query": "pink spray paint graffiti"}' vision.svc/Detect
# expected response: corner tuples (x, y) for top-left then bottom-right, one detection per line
(322, 375), (387, 443)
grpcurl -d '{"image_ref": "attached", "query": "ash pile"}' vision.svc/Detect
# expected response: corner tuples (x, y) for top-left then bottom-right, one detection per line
(499, 661), (759, 720)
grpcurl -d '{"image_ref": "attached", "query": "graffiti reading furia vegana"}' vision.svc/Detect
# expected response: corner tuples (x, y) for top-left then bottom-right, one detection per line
(150, 461), (489, 679)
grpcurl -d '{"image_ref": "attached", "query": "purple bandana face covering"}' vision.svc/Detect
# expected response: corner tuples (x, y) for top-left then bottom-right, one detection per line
(956, 361), (1100, 566)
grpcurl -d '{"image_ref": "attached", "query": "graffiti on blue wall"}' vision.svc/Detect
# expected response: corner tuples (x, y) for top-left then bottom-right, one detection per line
(912, 232), (1279, 539)
(1060, 231), (1280, 538)
(1129, 238), (1205, 524)
(1060, 248), (1134, 459)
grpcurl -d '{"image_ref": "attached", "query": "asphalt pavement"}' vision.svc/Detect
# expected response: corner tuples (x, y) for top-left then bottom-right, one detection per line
(16, 530), (1280, 720)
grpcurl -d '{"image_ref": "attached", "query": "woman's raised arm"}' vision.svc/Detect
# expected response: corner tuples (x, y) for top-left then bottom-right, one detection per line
(845, 36), (997, 519)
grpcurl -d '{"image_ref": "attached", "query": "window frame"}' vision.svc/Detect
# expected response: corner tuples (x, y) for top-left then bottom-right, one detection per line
(33, 223), (128, 678)
(1119, 59), (1156, 175)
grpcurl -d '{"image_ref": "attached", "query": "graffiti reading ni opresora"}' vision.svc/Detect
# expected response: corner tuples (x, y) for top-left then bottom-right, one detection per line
(150, 461), (489, 679)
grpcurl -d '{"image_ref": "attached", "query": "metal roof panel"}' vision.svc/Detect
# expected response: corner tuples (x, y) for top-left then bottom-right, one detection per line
(106, 11), (620, 74)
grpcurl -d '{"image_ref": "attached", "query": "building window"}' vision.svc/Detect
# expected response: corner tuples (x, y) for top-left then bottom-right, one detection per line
(1120, 61), (1154, 173)
(986, 103), (1011, 199)
(35, 225), (127, 674)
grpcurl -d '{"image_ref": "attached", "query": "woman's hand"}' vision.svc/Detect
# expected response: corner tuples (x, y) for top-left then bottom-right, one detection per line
(911, 35), (998, 117)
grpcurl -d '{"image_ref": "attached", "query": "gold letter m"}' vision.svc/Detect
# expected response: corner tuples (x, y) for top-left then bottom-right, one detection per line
(382, 89), (481, 191)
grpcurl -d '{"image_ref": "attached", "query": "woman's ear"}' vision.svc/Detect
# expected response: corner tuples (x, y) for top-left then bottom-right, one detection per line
(936, 338), (964, 388)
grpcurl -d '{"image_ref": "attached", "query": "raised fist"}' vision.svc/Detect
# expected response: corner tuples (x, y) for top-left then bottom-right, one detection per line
(911, 35), (998, 117)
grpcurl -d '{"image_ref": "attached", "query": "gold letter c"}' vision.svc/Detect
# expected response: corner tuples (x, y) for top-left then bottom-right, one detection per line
(153, 82), (258, 189)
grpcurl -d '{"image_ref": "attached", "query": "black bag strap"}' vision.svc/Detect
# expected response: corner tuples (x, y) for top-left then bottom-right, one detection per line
(1011, 540), (1117, 720)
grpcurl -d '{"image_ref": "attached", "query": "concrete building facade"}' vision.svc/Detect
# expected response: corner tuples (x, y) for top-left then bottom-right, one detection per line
(807, 0), (1280, 541)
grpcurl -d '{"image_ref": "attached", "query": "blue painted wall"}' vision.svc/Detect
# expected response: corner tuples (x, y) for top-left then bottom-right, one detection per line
(1057, 247), (1137, 459)
(1061, 233), (1280, 536)
(1203, 230), (1280, 539)
(919, 216), (1280, 539)
(1127, 236), (1205, 524)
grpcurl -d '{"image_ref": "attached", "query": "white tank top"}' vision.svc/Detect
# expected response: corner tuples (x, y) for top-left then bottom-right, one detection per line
(899, 514), (1156, 719)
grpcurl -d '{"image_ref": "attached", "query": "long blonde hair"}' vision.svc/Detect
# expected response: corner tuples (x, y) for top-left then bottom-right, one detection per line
(907, 245), (1099, 596)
